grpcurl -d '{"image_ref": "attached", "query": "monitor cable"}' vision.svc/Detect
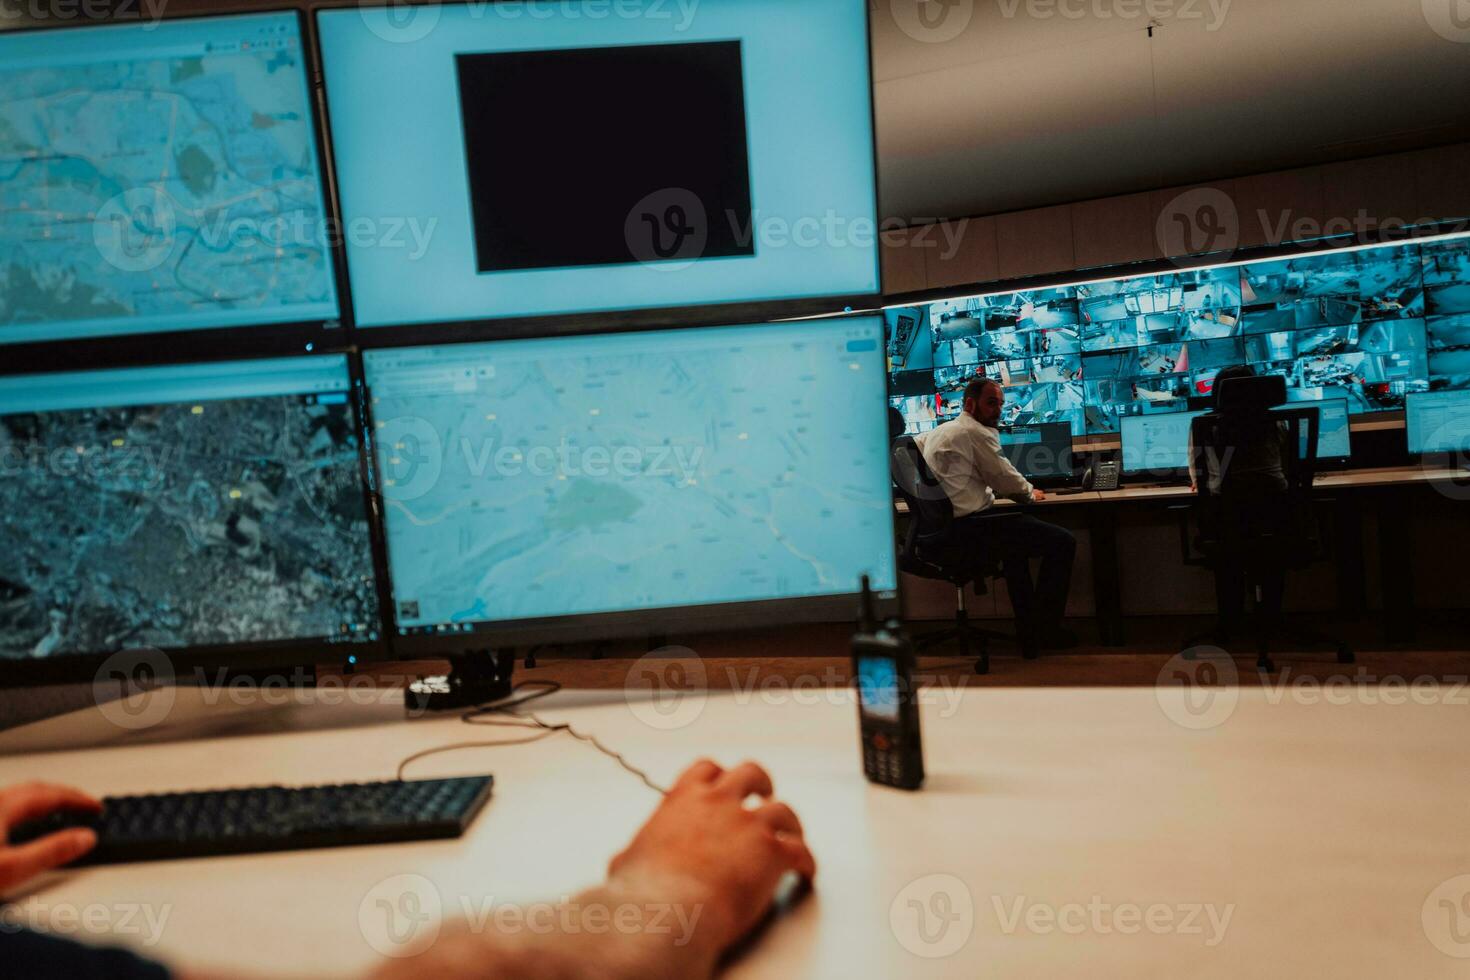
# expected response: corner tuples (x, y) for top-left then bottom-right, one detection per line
(396, 681), (669, 795)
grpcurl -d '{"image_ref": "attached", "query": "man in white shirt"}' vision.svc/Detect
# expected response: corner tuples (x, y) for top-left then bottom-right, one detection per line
(915, 378), (1078, 648)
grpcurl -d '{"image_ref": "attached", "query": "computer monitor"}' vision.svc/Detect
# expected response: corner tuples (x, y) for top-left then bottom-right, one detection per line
(1120, 410), (1208, 477)
(999, 423), (1075, 484)
(0, 355), (386, 684)
(1178, 395), (1352, 463)
(1283, 397), (1352, 462)
(0, 13), (341, 353)
(316, 0), (879, 334)
(1406, 388), (1470, 456)
(361, 317), (897, 650)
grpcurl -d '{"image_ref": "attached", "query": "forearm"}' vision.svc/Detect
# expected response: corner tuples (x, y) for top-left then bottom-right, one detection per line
(369, 877), (722, 980)
(982, 462), (1033, 501)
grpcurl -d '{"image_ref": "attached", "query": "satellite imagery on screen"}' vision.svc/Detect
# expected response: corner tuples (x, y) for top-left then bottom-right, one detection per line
(0, 394), (378, 659)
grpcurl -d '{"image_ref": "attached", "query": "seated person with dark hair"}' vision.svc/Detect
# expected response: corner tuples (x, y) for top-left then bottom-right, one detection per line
(1188, 364), (1293, 635)
(915, 377), (1078, 649)
(887, 405), (908, 443)
(0, 761), (814, 980)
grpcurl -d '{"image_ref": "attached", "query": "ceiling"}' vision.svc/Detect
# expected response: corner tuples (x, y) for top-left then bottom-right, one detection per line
(871, 0), (1470, 221)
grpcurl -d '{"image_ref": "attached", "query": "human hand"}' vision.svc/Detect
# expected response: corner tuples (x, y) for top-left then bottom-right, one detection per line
(606, 760), (815, 959)
(0, 783), (101, 894)
(1031, 489), (1047, 502)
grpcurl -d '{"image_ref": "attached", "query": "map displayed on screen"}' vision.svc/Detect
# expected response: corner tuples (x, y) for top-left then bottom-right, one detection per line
(364, 320), (896, 632)
(0, 13), (338, 346)
(0, 358), (378, 660)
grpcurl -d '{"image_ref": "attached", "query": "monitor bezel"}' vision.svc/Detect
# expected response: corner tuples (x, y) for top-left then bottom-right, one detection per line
(310, 0), (884, 343)
(0, 8), (354, 375)
(0, 350), (396, 688)
(358, 315), (902, 652)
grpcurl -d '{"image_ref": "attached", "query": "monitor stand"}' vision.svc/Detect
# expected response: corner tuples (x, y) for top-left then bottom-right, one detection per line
(406, 650), (515, 713)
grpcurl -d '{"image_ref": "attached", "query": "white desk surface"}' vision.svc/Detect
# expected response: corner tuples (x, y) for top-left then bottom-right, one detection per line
(892, 466), (1469, 512)
(2, 684), (1469, 978)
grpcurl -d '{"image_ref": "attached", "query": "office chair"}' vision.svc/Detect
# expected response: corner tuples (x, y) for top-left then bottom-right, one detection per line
(891, 436), (1037, 674)
(1178, 376), (1354, 672)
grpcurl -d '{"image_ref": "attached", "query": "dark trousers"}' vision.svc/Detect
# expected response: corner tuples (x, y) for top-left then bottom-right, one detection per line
(1202, 492), (1291, 633)
(952, 514), (1077, 631)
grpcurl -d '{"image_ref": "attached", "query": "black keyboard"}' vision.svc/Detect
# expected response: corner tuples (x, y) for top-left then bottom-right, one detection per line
(9, 776), (494, 865)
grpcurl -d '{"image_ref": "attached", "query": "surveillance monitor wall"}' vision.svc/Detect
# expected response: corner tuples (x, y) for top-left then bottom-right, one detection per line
(887, 234), (1470, 439)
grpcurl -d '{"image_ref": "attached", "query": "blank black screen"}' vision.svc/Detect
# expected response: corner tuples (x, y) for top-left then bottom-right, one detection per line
(456, 41), (755, 273)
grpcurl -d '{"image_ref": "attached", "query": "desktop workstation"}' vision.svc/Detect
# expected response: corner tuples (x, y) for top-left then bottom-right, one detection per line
(3, 0), (1470, 977)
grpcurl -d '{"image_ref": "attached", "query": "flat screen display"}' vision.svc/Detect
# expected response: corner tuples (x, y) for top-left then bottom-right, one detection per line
(999, 422), (1074, 480)
(1406, 389), (1470, 454)
(362, 317), (896, 636)
(316, 0), (879, 329)
(0, 356), (380, 661)
(1281, 397), (1352, 460)
(1120, 410), (1207, 475)
(0, 13), (340, 347)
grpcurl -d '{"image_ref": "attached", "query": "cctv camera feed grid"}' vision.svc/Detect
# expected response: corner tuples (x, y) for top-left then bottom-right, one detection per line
(0, 13), (339, 346)
(0, 356), (379, 660)
(315, 0), (879, 328)
(363, 318), (896, 634)
(887, 235), (1470, 437)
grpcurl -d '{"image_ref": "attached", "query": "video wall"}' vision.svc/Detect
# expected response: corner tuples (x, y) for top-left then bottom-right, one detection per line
(0, 2), (891, 674)
(888, 235), (1470, 435)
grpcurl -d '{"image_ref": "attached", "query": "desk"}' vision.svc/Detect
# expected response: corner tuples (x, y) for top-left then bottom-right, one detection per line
(3, 686), (1469, 977)
(1087, 466), (1467, 645)
(896, 467), (1468, 646)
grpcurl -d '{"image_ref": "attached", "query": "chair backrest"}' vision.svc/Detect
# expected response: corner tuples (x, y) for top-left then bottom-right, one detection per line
(891, 436), (955, 540)
(1215, 373), (1287, 415)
